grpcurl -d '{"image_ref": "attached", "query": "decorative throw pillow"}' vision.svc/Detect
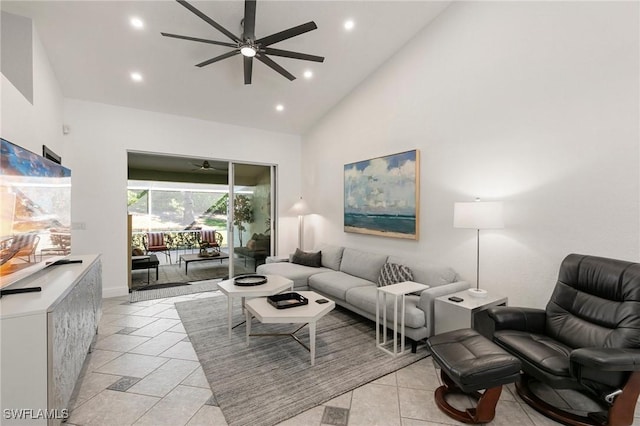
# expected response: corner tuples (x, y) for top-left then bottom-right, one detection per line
(132, 247), (144, 256)
(255, 234), (270, 251)
(378, 263), (414, 287)
(291, 249), (322, 267)
(246, 239), (256, 250)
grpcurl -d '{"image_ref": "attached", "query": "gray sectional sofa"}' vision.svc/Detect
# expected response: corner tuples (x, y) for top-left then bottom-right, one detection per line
(256, 244), (469, 350)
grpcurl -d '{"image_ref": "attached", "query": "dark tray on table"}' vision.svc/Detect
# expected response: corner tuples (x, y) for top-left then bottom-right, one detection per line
(267, 292), (308, 309)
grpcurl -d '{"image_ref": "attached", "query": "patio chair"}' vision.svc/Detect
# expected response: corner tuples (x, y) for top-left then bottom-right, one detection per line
(144, 232), (172, 264)
(200, 230), (222, 252)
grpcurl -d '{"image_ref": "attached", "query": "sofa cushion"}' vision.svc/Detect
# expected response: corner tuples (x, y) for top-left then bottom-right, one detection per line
(291, 249), (322, 267)
(387, 256), (457, 287)
(256, 262), (331, 290)
(345, 286), (425, 328)
(316, 244), (344, 270)
(309, 271), (374, 300)
(340, 248), (388, 283)
(378, 263), (414, 287)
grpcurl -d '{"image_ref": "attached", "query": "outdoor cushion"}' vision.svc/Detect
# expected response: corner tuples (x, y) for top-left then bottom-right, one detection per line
(309, 271), (373, 300)
(340, 248), (388, 283)
(250, 233), (270, 251)
(345, 286), (425, 328)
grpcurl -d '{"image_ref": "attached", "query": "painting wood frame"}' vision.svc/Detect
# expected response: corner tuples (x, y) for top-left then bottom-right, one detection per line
(344, 150), (420, 240)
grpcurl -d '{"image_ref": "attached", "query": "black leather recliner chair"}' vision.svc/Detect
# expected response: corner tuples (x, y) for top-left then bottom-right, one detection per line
(487, 253), (640, 426)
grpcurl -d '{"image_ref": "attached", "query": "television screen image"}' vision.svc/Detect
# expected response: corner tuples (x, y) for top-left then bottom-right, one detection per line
(0, 138), (71, 289)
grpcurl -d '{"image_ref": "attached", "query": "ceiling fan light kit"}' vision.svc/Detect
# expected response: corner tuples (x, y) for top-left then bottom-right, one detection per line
(191, 160), (220, 172)
(163, 0), (324, 85)
(240, 45), (257, 57)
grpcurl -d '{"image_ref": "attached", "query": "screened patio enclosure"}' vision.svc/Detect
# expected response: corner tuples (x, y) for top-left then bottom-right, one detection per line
(127, 152), (275, 288)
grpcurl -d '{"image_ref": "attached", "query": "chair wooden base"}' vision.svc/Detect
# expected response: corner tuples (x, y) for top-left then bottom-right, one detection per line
(434, 370), (503, 424)
(516, 372), (640, 426)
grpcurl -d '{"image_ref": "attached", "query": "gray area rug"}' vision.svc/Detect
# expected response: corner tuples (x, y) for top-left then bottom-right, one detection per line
(129, 281), (219, 303)
(175, 293), (427, 426)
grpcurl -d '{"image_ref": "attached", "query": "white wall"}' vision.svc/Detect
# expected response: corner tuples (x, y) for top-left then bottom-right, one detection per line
(302, 1), (640, 308)
(1, 23), (64, 156)
(63, 100), (302, 297)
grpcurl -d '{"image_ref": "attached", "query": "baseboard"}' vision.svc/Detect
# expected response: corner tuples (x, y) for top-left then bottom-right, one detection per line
(102, 286), (129, 299)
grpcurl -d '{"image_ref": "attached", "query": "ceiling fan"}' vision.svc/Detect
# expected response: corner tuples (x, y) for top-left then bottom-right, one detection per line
(162, 0), (325, 85)
(191, 160), (221, 172)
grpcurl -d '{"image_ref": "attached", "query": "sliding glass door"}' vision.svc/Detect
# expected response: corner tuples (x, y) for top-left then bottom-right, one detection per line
(228, 163), (275, 277)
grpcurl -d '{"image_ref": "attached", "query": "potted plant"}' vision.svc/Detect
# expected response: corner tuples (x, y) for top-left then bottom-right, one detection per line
(233, 195), (253, 247)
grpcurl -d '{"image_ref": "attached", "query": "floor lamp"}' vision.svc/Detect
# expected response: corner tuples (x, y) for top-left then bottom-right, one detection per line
(453, 199), (504, 298)
(290, 197), (310, 250)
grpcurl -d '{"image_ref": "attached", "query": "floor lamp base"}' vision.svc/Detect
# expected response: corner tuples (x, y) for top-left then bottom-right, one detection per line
(468, 288), (488, 298)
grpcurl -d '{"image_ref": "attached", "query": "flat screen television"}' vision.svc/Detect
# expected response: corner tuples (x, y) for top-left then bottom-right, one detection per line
(0, 138), (71, 289)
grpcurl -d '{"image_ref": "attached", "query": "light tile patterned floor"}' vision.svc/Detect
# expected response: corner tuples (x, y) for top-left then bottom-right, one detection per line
(67, 292), (581, 426)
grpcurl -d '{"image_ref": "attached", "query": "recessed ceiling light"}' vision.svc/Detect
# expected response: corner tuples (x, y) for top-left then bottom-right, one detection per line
(303, 70), (313, 79)
(344, 20), (355, 31)
(130, 17), (144, 29)
(275, 104), (284, 112)
(130, 72), (143, 82)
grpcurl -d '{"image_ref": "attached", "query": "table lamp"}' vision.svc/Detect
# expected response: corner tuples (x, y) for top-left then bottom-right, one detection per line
(453, 199), (504, 298)
(290, 197), (310, 249)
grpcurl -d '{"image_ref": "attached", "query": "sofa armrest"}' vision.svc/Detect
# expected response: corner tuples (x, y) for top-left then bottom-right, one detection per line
(418, 280), (471, 337)
(266, 256), (290, 264)
(486, 307), (546, 333)
(571, 348), (640, 372)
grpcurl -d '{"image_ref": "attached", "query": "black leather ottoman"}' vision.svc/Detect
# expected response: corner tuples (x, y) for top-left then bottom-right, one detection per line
(426, 328), (521, 424)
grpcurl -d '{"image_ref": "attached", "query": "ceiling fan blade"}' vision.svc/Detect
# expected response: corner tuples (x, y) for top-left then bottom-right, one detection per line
(161, 33), (237, 48)
(196, 49), (240, 67)
(176, 0), (241, 43)
(262, 47), (324, 63)
(256, 54), (295, 81)
(244, 56), (253, 85)
(256, 21), (318, 47)
(243, 0), (257, 40)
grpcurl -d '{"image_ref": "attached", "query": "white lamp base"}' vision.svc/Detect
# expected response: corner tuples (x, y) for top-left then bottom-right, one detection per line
(468, 288), (488, 298)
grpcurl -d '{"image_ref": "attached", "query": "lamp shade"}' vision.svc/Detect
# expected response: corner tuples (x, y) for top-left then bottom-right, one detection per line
(290, 197), (311, 215)
(453, 201), (504, 229)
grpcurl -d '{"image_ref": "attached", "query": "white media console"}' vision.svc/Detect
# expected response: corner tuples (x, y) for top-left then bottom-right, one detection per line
(0, 254), (102, 425)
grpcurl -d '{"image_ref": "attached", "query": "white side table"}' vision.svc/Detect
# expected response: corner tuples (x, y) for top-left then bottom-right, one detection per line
(434, 290), (507, 337)
(376, 281), (429, 356)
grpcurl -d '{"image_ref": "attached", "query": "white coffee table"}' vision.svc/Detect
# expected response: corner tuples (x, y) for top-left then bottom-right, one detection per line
(244, 291), (335, 366)
(218, 274), (293, 338)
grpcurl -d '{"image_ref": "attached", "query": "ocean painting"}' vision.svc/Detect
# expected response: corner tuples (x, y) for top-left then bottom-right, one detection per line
(344, 150), (419, 239)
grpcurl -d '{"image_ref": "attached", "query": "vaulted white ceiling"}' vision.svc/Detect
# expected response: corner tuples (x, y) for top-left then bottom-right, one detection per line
(2, 1), (450, 135)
